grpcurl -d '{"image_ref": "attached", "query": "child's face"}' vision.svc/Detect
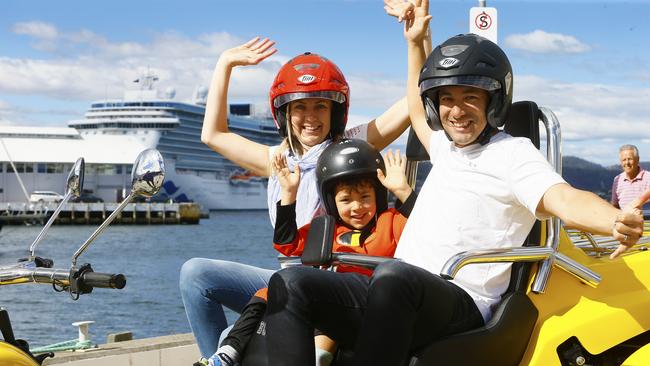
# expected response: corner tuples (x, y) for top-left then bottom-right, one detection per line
(334, 182), (377, 229)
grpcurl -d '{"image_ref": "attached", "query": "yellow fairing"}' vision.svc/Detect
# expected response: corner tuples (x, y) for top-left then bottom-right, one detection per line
(0, 341), (38, 366)
(521, 229), (650, 366)
(621, 343), (650, 365)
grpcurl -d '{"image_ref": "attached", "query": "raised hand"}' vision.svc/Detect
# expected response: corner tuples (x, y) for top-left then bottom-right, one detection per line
(272, 153), (301, 195)
(403, 0), (431, 43)
(377, 149), (412, 202)
(221, 37), (277, 68)
(610, 188), (649, 259)
(384, 0), (417, 22)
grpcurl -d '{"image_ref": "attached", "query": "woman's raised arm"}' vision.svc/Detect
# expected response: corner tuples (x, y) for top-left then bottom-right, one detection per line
(201, 37), (277, 177)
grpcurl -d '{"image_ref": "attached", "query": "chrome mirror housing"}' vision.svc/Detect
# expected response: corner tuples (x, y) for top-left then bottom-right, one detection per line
(131, 149), (165, 197)
(66, 157), (85, 197)
(29, 157), (85, 259)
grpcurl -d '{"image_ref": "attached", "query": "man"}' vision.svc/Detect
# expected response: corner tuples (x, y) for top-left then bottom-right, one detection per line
(264, 2), (646, 365)
(612, 144), (650, 210)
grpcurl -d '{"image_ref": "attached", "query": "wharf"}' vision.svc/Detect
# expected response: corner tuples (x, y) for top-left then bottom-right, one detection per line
(0, 202), (204, 225)
(42, 333), (199, 366)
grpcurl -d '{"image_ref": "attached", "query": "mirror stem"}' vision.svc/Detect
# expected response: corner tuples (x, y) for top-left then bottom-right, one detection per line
(29, 192), (74, 259)
(71, 192), (134, 266)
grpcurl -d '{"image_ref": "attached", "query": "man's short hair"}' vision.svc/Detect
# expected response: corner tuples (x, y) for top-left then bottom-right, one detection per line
(619, 144), (639, 158)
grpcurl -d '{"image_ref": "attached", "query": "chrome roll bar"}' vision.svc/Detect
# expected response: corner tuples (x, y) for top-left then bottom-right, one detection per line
(440, 247), (554, 279)
(531, 107), (563, 293)
(0, 263), (70, 286)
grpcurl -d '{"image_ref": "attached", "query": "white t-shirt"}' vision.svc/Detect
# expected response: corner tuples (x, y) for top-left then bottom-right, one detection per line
(267, 123), (369, 227)
(394, 130), (565, 322)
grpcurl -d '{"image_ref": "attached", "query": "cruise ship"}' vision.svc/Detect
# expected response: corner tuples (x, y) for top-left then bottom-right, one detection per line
(0, 73), (282, 210)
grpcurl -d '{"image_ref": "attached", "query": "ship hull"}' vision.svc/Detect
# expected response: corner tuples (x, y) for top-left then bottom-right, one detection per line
(163, 170), (269, 210)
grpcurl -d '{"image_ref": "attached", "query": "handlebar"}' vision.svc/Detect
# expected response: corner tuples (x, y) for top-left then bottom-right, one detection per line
(80, 271), (126, 289)
(0, 260), (126, 297)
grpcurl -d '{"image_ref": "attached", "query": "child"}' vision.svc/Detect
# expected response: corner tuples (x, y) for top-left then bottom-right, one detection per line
(205, 139), (416, 366)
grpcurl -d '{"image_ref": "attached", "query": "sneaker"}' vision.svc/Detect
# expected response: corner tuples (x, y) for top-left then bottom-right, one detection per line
(207, 353), (234, 366)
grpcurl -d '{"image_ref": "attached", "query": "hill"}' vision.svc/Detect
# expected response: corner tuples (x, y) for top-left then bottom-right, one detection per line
(562, 156), (618, 198)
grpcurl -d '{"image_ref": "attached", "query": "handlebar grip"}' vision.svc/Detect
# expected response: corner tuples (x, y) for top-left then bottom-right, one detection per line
(80, 272), (126, 289)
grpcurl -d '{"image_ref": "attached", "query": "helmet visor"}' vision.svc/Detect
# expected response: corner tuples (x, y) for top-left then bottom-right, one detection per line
(419, 75), (501, 95)
(273, 91), (346, 108)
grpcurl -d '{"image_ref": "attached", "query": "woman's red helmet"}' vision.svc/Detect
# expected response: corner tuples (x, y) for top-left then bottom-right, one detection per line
(269, 53), (350, 137)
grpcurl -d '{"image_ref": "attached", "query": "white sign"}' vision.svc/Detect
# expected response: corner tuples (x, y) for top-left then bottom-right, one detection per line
(469, 7), (498, 44)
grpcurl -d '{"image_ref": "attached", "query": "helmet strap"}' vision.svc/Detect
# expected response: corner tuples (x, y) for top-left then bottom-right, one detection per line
(285, 105), (296, 155)
(476, 124), (495, 146)
(359, 218), (376, 245)
(337, 215), (376, 245)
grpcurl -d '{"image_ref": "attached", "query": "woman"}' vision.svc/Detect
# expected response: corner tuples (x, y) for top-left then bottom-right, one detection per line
(180, 37), (412, 361)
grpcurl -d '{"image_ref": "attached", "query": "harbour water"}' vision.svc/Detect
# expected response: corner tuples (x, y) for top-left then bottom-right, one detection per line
(0, 211), (276, 348)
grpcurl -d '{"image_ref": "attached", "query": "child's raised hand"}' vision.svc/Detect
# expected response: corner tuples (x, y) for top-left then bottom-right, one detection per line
(272, 153), (301, 193)
(377, 149), (411, 201)
(222, 36), (277, 67)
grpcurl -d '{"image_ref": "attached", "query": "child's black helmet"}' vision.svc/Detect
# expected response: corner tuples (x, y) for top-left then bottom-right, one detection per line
(419, 33), (513, 130)
(316, 139), (387, 218)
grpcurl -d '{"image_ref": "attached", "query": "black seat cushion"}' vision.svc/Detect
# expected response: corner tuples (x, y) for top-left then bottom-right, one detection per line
(409, 292), (538, 366)
(505, 101), (540, 148)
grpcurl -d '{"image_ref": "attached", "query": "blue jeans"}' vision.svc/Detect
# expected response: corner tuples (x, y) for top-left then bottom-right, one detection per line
(179, 258), (275, 358)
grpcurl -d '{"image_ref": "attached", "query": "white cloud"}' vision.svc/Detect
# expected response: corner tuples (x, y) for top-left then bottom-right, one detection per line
(347, 113), (373, 129)
(12, 21), (58, 40)
(0, 27), (278, 103)
(516, 74), (650, 164)
(347, 76), (404, 109)
(0, 99), (13, 125)
(515, 74), (650, 141)
(505, 30), (591, 54)
(1, 22), (406, 117)
(4, 22), (649, 166)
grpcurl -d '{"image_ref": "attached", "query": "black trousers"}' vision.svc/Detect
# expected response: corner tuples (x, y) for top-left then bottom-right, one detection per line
(221, 295), (267, 354)
(266, 260), (484, 366)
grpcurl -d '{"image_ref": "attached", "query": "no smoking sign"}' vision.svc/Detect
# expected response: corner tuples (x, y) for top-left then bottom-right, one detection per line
(469, 7), (498, 44)
(475, 11), (492, 30)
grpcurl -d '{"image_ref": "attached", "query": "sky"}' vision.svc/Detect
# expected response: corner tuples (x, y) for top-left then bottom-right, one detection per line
(1, 0), (649, 166)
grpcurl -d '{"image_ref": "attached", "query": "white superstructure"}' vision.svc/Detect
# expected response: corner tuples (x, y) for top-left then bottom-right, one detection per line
(0, 74), (281, 210)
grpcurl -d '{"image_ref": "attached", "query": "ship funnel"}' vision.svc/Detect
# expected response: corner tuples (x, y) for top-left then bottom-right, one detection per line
(194, 86), (208, 105)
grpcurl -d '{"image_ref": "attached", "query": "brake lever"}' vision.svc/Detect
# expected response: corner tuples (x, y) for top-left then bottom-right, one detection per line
(17, 256), (54, 268)
(69, 263), (94, 298)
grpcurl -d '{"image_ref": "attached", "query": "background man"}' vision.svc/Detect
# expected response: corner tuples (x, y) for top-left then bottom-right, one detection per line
(612, 144), (650, 210)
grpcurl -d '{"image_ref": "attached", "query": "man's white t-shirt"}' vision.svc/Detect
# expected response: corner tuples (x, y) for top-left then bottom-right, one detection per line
(394, 130), (565, 322)
(267, 123), (369, 227)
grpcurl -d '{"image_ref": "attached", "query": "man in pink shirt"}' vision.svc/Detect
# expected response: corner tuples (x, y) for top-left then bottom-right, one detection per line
(612, 144), (650, 210)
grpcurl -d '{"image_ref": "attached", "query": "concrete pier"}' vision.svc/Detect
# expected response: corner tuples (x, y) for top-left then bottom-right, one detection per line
(41, 333), (200, 366)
